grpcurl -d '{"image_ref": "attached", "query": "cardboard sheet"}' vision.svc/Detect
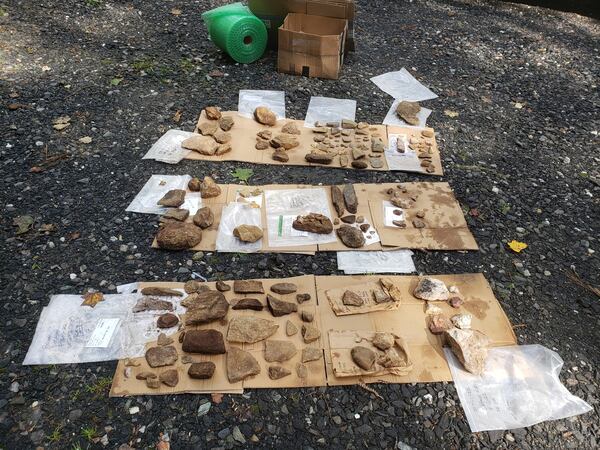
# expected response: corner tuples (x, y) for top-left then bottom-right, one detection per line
(149, 182), (476, 252)
(185, 111), (442, 175)
(110, 273), (517, 396)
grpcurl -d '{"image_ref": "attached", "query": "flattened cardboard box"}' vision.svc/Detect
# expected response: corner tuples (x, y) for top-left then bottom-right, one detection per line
(188, 111), (443, 175)
(278, 13), (347, 80)
(110, 273), (516, 396)
(150, 182), (477, 252)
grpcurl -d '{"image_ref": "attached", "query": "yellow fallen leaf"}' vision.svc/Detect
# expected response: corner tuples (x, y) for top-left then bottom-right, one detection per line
(79, 136), (92, 144)
(53, 122), (70, 131)
(444, 109), (459, 118)
(514, 102), (524, 109)
(170, 8), (181, 15)
(508, 240), (528, 253)
(81, 292), (104, 307)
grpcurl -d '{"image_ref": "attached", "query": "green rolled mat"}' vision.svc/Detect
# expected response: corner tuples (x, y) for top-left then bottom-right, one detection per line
(202, 2), (267, 64)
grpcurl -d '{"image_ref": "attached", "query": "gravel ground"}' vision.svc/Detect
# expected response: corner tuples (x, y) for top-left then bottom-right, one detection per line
(1, 0), (599, 448)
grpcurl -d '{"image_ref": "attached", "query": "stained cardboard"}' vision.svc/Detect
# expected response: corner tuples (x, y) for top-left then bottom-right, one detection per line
(149, 182), (476, 252)
(110, 273), (517, 396)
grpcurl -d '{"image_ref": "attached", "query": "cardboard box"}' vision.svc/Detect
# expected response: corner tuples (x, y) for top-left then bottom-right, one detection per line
(278, 13), (347, 80)
(249, 0), (355, 51)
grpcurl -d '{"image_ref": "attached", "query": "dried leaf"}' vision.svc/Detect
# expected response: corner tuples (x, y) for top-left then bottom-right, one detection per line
(173, 109), (182, 123)
(30, 166), (44, 173)
(507, 240), (528, 253)
(39, 223), (56, 232)
(53, 115), (71, 125)
(79, 136), (92, 144)
(53, 122), (70, 131)
(7, 103), (27, 110)
(81, 292), (104, 307)
(69, 231), (81, 241)
(481, 96), (492, 104)
(110, 77), (123, 86)
(13, 215), (34, 235)
(211, 393), (224, 404)
(170, 8), (181, 15)
(208, 69), (224, 78)
(444, 110), (459, 118)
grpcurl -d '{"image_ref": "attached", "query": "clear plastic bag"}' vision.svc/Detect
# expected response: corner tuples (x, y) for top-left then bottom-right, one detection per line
(337, 250), (415, 274)
(303, 96), (357, 128)
(126, 175), (200, 215)
(142, 129), (195, 164)
(215, 202), (263, 253)
(371, 68), (438, 101)
(445, 345), (593, 432)
(382, 99), (432, 127)
(264, 188), (337, 247)
(238, 89), (286, 120)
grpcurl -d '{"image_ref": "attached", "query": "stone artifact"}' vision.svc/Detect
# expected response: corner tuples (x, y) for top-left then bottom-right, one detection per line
(351, 346), (376, 370)
(393, 220), (406, 228)
(233, 224), (263, 243)
(370, 157), (384, 169)
(379, 278), (402, 303)
(145, 345), (178, 368)
(292, 213), (333, 234)
(188, 177), (202, 191)
(227, 316), (279, 343)
(205, 106), (221, 120)
(351, 160), (368, 169)
(301, 324), (321, 344)
(146, 377), (160, 389)
(371, 137), (385, 153)
(231, 298), (264, 311)
(372, 333), (395, 351)
(286, 320), (298, 336)
(301, 310), (314, 322)
(422, 129), (434, 138)
(140, 287), (182, 297)
(413, 277), (450, 301)
(192, 207), (214, 229)
(157, 189), (186, 207)
(337, 225), (366, 248)
(352, 146), (367, 160)
(331, 185), (345, 216)
(378, 348), (408, 368)
(268, 366), (291, 380)
(254, 106), (276, 126)
(199, 121), (218, 136)
(184, 280), (208, 294)
(360, 224), (370, 232)
(305, 153), (333, 164)
(133, 297), (173, 313)
(341, 119), (357, 129)
(429, 314), (453, 335)
(216, 281), (230, 292)
(412, 219), (426, 228)
(218, 115), (234, 131)
(342, 184), (358, 213)
(449, 296), (464, 308)
(267, 294), (298, 316)
(296, 363), (308, 379)
(340, 215), (356, 224)
(135, 371), (156, 380)
(256, 139), (269, 150)
(163, 208), (189, 222)
(257, 130), (272, 140)
(342, 290), (364, 306)
(301, 347), (322, 363)
(183, 134), (218, 155)
(227, 347), (261, 383)
(281, 121), (301, 135)
(156, 222), (203, 250)
(182, 291), (229, 325)
(264, 340), (297, 362)
(395, 101), (421, 126)
(188, 362), (216, 379)
(451, 313), (472, 330)
(213, 130), (231, 144)
(157, 332), (174, 346)
(271, 282), (297, 294)
(157, 313), (179, 328)
(296, 293), (311, 303)
(271, 134), (299, 149)
(233, 280), (264, 294)
(199, 176), (221, 198)
(272, 150), (289, 162)
(216, 144), (231, 157)
(445, 328), (489, 375)
(159, 369), (179, 387)
(182, 329), (226, 354)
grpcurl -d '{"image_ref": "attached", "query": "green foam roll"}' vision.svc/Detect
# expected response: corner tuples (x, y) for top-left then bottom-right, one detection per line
(202, 3), (267, 64)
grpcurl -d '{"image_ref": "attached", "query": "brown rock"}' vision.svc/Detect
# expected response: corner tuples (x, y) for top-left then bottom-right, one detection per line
(163, 208), (189, 222)
(181, 355), (193, 364)
(337, 225), (366, 248)
(301, 347), (322, 363)
(445, 328), (489, 375)
(370, 157), (384, 169)
(227, 316), (279, 343)
(264, 340), (297, 362)
(135, 371), (157, 380)
(272, 150), (289, 162)
(268, 366), (291, 380)
(184, 280), (209, 294)
(182, 291), (229, 325)
(182, 135), (219, 155)
(312, 126), (328, 133)
(271, 134), (299, 150)
(188, 362), (216, 379)
(351, 160), (368, 169)
(342, 184), (358, 213)
(396, 101), (421, 125)
(199, 121), (218, 136)
(342, 290), (364, 306)
(296, 293), (311, 304)
(351, 346), (377, 370)
(351, 146), (367, 160)
(157, 332), (174, 346)
(257, 130), (272, 140)
(233, 280), (264, 294)
(412, 219), (426, 228)
(341, 119), (357, 129)
(449, 296), (464, 308)
(293, 213), (333, 234)
(301, 324), (321, 344)
(192, 206), (214, 229)
(371, 137), (385, 153)
(305, 153), (333, 164)
(215, 143), (232, 156)
(218, 115), (234, 131)
(179, 332), (185, 343)
(157, 313), (179, 328)
(227, 347), (261, 383)
(133, 297), (174, 313)
(199, 176), (221, 198)
(340, 215), (356, 224)
(373, 290), (392, 304)
(379, 278), (402, 303)
(145, 345), (178, 368)
(393, 220), (406, 228)
(286, 320), (298, 336)
(421, 129), (434, 138)
(159, 369), (179, 387)
(233, 224), (263, 243)
(267, 294), (298, 317)
(213, 129), (231, 144)
(271, 282), (297, 295)
(140, 287), (182, 297)
(255, 139), (270, 150)
(429, 314), (453, 335)
(301, 310), (314, 322)
(188, 177), (202, 191)
(360, 223), (370, 232)
(254, 106), (276, 126)
(157, 189), (186, 207)
(156, 222), (203, 250)
(339, 154), (349, 167)
(182, 329), (226, 354)
(205, 106), (221, 120)
(378, 348), (409, 368)
(296, 363), (308, 379)
(372, 333), (395, 351)
(146, 377), (160, 389)
(231, 298), (264, 311)
(216, 281), (231, 292)
(281, 121), (301, 135)
(413, 277), (450, 301)
(331, 185), (345, 216)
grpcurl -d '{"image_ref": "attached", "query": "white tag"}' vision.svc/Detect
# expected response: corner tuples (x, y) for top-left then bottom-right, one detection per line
(116, 282), (138, 294)
(86, 318), (120, 348)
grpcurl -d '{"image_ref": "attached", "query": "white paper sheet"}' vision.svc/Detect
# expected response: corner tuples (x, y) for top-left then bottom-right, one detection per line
(304, 96), (357, 128)
(126, 175), (199, 215)
(336, 250), (415, 274)
(238, 90), (286, 120)
(371, 68), (438, 101)
(142, 129), (194, 164)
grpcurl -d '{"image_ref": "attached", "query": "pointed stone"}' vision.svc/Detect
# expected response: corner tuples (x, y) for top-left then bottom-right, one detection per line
(285, 320), (298, 336)
(301, 324), (321, 344)
(157, 189), (186, 207)
(268, 366), (291, 380)
(216, 281), (231, 292)
(227, 347), (261, 383)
